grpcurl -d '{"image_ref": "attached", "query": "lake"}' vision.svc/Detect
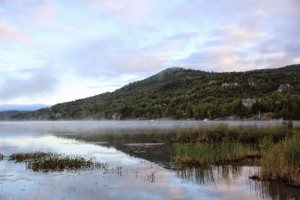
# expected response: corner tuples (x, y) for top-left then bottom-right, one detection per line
(0, 121), (299, 200)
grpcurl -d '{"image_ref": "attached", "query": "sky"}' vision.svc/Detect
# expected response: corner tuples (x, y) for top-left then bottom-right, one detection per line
(0, 0), (299, 106)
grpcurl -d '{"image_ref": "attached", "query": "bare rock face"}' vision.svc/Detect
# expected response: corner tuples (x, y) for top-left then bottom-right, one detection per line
(278, 84), (292, 92)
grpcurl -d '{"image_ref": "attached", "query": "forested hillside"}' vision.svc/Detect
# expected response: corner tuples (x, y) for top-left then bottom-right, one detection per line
(10, 64), (300, 120)
(0, 111), (29, 120)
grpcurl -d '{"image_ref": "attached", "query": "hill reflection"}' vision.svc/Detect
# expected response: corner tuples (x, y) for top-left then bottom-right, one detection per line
(63, 130), (300, 200)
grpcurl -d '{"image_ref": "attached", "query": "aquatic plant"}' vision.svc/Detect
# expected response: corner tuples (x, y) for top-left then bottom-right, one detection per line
(174, 142), (260, 166)
(0, 153), (4, 160)
(174, 124), (289, 144)
(9, 152), (107, 172)
(174, 124), (300, 187)
(261, 135), (300, 187)
(260, 136), (274, 154)
(10, 152), (50, 163)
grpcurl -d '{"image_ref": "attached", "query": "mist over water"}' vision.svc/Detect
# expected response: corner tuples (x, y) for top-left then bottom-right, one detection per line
(0, 120), (296, 135)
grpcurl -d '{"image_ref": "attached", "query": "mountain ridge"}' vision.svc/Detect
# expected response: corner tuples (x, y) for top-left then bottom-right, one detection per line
(8, 64), (300, 120)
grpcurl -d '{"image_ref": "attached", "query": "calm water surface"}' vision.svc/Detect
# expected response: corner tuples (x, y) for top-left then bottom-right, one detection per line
(0, 121), (299, 200)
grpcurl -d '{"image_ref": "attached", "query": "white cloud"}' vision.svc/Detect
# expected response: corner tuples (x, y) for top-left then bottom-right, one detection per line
(0, 21), (27, 42)
(0, 0), (299, 105)
(0, 67), (58, 103)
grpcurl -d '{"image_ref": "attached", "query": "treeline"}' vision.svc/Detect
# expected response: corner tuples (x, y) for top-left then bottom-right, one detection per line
(11, 64), (300, 120)
(0, 111), (29, 120)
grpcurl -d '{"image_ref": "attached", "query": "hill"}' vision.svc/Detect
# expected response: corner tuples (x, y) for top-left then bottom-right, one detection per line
(0, 110), (29, 120)
(10, 64), (300, 120)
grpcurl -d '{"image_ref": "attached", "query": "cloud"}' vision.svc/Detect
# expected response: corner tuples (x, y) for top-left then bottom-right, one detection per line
(59, 34), (170, 78)
(87, 0), (154, 25)
(172, 0), (300, 71)
(0, 0), (299, 104)
(0, 22), (26, 42)
(0, 0), (57, 32)
(175, 48), (237, 72)
(221, 28), (263, 45)
(111, 50), (169, 73)
(0, 67), (58, 102)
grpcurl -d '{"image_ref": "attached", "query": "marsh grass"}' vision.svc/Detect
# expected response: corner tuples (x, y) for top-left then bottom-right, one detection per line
(173, 124), (287, 167)
(10, 152), (49, 162)
(174, 143), (260, 166)
(261, 135), (300, 187)
(260, 136), (274, 154)
(0, 153), (3, 160)
(174, 123), (300, 187)
(174, 124), (290, 144)
(9, 152), (107, 172)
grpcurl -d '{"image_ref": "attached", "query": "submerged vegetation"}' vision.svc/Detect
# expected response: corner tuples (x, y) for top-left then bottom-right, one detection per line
(9, 152), (107, 172)
(174, 123), (300, 187)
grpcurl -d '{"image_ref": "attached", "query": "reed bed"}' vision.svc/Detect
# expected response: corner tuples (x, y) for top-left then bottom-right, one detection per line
(261, 135), (300, 187)
(174, 124), (290, 144)
(174, 142), (260, 166)
(9, 152), (107, 172)
(174, 122), (300, 187)
(173, 124), (284, 167)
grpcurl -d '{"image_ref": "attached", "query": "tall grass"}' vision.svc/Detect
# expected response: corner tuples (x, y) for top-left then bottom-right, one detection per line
(174, 123), (300, 187)
(174, 142), (260, 166)
(173, 124), (291, 167)
(174, 124), (289, 144)
(261, 135), (300, 187)
(260, 136), (274, 154)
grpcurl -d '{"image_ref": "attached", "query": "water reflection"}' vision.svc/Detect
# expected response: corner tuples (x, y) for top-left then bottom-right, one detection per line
(176, 165), (300, 200)
(1, 121), (300, 200)
(176, 165), (249, 186)
(249, 179), (300, 200)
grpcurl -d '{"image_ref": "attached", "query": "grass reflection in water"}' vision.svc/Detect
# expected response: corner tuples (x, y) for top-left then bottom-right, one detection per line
(174, 123), (300, 187)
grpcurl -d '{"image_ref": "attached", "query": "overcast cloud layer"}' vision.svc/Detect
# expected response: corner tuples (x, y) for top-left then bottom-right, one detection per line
(0, 0), (299, 105)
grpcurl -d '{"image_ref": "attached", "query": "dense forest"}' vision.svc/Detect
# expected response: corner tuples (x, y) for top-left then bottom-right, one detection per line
(6, 64), (300, 120)
(0, 111), (28, 120)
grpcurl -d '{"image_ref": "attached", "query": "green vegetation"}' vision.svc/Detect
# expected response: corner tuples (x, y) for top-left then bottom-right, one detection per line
(9, 152), (106, 172)
(7, 64), (300, 120)
(261, 135), (300, 187)
(0, 110), (29, 120)
(175, 143), (260, 166)
(174, 124), (289, 144)
(10, 152), (50, 162)
(174, 124), (300, 187)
